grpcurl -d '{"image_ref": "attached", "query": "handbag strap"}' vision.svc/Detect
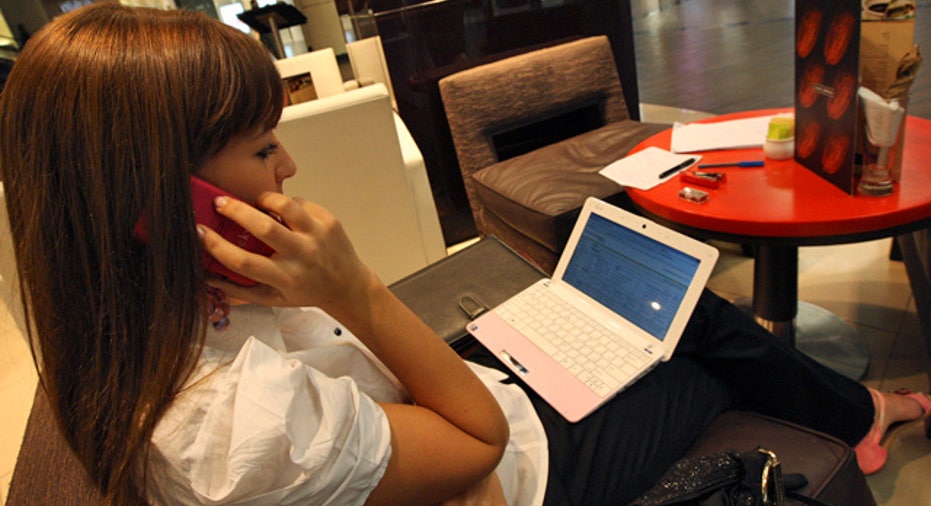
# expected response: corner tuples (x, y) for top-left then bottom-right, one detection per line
(785, 491), (832, 506)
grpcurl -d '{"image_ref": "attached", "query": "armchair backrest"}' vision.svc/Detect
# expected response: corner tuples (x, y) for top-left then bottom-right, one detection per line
(897, 229), (931, 372)
(438, 36), (629, 215)
(275, 47), (346, 99)
(275, 84), (442, 284)
(1, 183), (28, 339)
(346, 36), (397, 110)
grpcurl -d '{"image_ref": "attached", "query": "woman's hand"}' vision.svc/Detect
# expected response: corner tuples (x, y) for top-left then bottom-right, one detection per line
(198, 192), (380, 318)
(203, 192), (510, 506)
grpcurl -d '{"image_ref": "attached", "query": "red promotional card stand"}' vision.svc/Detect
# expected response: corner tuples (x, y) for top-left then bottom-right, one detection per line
(795, 0), (917, 195)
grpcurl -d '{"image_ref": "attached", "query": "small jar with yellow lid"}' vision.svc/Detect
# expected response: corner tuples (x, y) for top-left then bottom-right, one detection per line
(764, 116), (795, 160)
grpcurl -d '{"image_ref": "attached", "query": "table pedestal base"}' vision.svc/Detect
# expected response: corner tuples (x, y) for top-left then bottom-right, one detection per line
(792, 302), (869, 381)
(747, 245), (869, 380)
(738, 299), (869, 380)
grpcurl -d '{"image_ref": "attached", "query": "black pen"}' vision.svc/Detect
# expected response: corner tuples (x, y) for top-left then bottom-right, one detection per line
(659, 157), (697, 179)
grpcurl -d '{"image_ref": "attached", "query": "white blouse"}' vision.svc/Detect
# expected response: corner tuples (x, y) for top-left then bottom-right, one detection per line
(146, 305), (548, 505)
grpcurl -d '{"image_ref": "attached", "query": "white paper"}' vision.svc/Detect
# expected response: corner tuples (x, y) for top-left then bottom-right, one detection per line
(599, 146), (701, 190)
(670, 116), (776, 153)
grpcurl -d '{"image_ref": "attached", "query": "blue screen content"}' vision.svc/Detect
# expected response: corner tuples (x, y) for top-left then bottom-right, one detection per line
(561, 214), (701, 340)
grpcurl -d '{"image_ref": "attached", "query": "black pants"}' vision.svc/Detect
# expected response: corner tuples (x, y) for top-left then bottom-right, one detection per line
(467, 289), (874, 505)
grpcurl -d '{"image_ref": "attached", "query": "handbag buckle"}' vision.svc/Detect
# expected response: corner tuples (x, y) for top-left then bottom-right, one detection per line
(458, 295), (489, 319)
(758, 448), (786, 506)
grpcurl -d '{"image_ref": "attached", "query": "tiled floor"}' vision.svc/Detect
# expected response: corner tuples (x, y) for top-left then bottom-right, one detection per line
(0, 297), (36, 505)
(631, 0), (931, 119)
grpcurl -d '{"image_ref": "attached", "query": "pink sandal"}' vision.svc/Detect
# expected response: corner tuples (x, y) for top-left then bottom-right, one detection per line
(854, 388), (931, 475)
(894, 389), (931, 437)
(854, 389), (888, 475)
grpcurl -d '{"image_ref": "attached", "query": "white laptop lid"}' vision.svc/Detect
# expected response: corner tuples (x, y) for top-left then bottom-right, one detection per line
(548, 197), (719, 360)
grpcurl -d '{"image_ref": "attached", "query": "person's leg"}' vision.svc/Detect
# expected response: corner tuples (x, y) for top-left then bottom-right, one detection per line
(676, 289), (874, 445)
(467, 348), (735, 505)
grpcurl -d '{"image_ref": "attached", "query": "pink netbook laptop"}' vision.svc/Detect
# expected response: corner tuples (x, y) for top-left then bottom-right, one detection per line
(467, 197), (719, 422)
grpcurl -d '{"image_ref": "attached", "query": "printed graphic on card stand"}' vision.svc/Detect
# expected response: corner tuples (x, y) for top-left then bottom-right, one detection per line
(795, 0), (861, 194)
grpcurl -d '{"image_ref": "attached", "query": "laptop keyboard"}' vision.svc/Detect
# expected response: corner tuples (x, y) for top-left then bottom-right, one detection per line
(497, 286), (651, 397)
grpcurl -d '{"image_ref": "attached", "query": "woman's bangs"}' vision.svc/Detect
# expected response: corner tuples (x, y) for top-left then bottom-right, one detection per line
(226, 36), (284, 135)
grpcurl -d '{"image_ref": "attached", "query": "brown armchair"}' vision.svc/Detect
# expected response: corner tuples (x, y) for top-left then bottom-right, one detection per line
(439, 35), (666, 273)
(898, 228), (931, 381)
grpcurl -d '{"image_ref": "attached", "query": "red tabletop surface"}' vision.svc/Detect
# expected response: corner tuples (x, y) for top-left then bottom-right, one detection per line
(626, 109), (931, 243)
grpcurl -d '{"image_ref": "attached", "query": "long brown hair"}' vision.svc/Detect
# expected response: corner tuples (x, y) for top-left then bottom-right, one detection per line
(0, 4), (283, 503)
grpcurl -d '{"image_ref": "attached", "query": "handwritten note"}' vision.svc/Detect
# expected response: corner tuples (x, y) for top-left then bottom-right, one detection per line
(600, 147), (700, 190)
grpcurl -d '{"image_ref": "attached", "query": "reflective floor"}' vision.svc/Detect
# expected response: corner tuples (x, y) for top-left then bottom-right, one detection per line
(633, 0), (931, 119)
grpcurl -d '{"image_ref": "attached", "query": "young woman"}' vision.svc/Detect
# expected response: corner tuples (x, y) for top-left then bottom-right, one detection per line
(2, 4), (928, 505)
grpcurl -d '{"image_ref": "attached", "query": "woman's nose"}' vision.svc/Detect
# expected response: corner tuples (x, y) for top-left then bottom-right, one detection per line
(276, 142), (297, 183)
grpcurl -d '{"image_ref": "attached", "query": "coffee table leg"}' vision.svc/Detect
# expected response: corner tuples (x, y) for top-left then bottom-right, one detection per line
(752, 245), (799, 345)
(750, 244), (869, 380)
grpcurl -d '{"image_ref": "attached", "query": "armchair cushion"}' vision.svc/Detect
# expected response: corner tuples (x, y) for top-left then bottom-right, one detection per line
(276, 84), (445, 284)
(472, 120), (667, 255)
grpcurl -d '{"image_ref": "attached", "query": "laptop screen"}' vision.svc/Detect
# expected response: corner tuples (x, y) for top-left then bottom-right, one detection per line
(561, 214), (702, 339)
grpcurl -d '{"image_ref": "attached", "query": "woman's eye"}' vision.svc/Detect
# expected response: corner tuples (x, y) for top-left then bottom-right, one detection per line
(257, 142), (279, 160)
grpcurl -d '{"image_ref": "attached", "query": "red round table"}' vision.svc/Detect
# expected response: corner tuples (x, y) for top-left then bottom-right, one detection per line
(626, 109), (931, 379)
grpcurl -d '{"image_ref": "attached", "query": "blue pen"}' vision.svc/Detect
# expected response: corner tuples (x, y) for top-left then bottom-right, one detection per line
(698, 160), (765, 168)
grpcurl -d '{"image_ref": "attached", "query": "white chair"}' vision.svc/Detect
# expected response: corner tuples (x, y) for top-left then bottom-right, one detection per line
(275, 83), (446, 284)
(0, 183), (28, 340)
(274, 47), (346, 99)
(345, 36), (397, 109)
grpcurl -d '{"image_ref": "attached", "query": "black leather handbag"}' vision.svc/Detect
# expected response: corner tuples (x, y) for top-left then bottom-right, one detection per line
(630, 447), (830, 506)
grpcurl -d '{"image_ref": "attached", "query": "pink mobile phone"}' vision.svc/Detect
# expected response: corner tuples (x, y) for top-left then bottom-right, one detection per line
(133, 176), (274, 286)
(189, 176), (275, 286)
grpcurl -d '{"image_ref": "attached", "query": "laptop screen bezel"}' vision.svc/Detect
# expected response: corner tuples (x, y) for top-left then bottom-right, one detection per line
(549, 197), (720, 360)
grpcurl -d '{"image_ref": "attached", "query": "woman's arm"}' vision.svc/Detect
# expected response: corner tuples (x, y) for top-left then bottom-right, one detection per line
(199, 193), (510, 505)
(439, 471), (508, 506)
